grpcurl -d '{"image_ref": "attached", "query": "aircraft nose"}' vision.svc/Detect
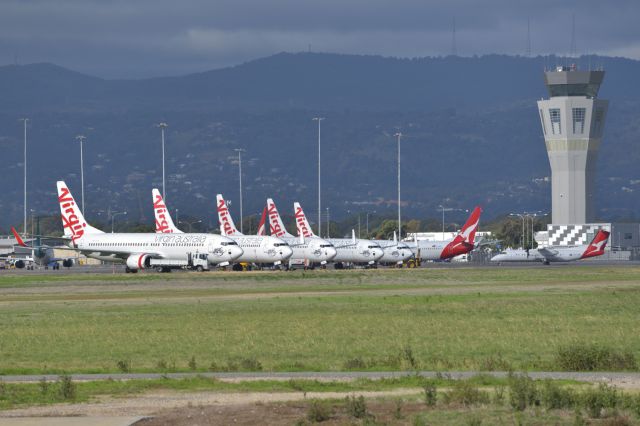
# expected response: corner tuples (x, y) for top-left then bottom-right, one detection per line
(281, 246), (293, 260)
(326, 247), (337, 261)
(230, 246), (243, 261)
(490, 254), (503, 262)
(373, 250), (384, 261)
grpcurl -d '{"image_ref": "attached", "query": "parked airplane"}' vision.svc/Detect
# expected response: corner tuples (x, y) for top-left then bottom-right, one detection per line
(214, 194), (293, 266)
(10, 224), (75, 269)
(293, 202), (383, 266)
(407, 207), (483, 261)
(55, 182), (243, 273)
(491, 229), (610, 264)
(265, 198), (337, 267)
(373, 232), (414, 265)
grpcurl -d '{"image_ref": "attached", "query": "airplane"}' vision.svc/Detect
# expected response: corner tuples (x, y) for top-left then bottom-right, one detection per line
(156, 192), (292, 267)
(491, 229), (610, 264)
(373, 231), (414, 265)
(293, 202), (383, 267)
(265, 198), (337, 267)
(55, 181), (243, 273)
(10, 222), (76, 270)
(407, 206), (483, 261)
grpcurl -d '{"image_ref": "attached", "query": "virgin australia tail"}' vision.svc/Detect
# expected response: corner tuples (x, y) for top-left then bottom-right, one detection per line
(57, 181), (103, 244)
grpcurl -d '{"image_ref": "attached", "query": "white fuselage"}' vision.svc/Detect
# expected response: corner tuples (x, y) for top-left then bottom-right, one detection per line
(374, 241), (414, 264)
(279, 236), (337, 264)
(491, 246), (588, 263)
(226, 235), (293, 264)
(73, 233), (243, 265)
(325, 238), (383, 263)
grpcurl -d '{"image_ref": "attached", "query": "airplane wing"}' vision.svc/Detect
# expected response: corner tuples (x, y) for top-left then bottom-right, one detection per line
(538, 247), (559, 257)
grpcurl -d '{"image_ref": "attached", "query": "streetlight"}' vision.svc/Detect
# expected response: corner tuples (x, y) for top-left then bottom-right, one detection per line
(20, 118), (28, 234)
(179, 219), (202, 233)
(234, 148), (246, 233)
(439, 206), (468, 241)
(158, 122), (168, 202)
(30, 209), (35, 237)
(366, 211), (376, 237)
(394, 132), (402, 239)
(312, 117), (324, 237)
(76, 135), (87, 214)
(509, 213), (526, 248)
(175, 208), (179, 224)
(325, 207), (330, 238)
(111, 211), (127, 233)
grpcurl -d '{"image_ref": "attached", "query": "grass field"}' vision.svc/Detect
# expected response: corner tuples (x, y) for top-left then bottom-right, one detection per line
(1, 267), (639, 374)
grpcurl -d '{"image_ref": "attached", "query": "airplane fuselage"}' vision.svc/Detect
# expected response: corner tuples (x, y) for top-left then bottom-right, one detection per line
(325, 238), (383, 263)
(278, 236), (337, 264)
(225, 235), (293, 264)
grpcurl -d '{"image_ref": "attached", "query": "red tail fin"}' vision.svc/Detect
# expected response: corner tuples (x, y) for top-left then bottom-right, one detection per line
(455, 206), (482, 245)
(10, 227), (27, 247)
(257, 206), (267, 236)
(581, 230), (610, 259)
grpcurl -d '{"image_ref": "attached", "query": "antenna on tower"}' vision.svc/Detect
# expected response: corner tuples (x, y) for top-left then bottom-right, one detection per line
(526, 17), (532, 57)
(451, 17), (457, 56)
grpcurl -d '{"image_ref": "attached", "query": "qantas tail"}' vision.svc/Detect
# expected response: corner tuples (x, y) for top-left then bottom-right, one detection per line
(216, 194), (242, 236)
(256, 206), (268, 236)
(454, 206), (482, 246)
(293, 202), (316, 238)
(266, 198), (293, 237)
(57, 181), (103, 243)
(153, 188), (182, 233)
(581, 229), (610, 259)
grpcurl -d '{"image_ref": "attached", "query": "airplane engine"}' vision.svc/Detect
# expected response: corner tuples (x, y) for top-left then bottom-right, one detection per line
(14, 260), (25, 269)
(126, 254), (152, 270)
(62, 259), (73, 268)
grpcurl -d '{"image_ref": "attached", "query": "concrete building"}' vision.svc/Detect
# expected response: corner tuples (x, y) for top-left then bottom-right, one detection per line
(537, 65), (608, 224)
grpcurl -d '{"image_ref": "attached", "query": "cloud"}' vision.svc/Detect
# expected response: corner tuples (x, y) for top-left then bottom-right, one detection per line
(0, 0), (639, 77)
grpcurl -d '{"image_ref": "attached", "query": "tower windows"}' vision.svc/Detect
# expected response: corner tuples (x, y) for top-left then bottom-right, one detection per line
(572, 108), (586, 134)
(549, 108), (561, 134)
(592, 108), (604, 137)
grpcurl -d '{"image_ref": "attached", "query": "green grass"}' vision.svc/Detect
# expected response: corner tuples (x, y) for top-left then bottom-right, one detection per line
(1, 267), (640, 374)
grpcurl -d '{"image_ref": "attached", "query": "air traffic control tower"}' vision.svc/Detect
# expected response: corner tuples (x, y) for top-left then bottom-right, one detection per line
(537, 65), (608, 224)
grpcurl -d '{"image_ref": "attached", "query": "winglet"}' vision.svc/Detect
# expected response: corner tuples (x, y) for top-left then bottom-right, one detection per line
(352, 229), (356, 244)
(393, 231), (397, 244)
(10, 227), (27, 247)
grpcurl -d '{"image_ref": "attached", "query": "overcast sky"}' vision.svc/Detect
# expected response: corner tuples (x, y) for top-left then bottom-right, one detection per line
(1, 0), (639, 78)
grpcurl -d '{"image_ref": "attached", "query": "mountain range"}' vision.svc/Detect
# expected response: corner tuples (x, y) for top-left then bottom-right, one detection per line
(1, 52), (640, 231)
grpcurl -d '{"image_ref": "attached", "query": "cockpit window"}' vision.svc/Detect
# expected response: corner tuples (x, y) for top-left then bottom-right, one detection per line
(320, 244), (333, 248)
(221, 242), (238, 246)
(368, 245), (380, 249)
(273, 243), (289, 247)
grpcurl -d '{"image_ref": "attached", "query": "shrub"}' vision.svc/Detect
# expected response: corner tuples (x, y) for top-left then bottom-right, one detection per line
(555, 344), (636, 371)
(188, 356), (197, 371)
(508, 373), (538, 411)
(240, 357), (262, 371)
(423, 382), (437, 407)
(394, 399), (404, 419)
(401, 345), (418, 369)
(582, 383), (618, 419)
(345, 395), (368, 419)
(540, 380), (575, 410)
(443, 380), (489, 407)
(307, 399), (332, 422)
(156, 359), (168, 370)
(39, 377), (49, 396)
(116, 359), (131, 373)
(493, 385), (506, 405)
(343, 357), (367, 370)
(57, 375), (76, 400)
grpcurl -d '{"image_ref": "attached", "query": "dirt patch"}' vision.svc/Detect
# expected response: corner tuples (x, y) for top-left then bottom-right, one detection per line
(0, 389), (421, 418)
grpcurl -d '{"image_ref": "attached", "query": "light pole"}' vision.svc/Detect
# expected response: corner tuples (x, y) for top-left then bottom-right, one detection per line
(20, 118), (28, 234)
(175, 208), (179, 224)
(111, 211), (127, 233)
(394, 132), (402, 239)
(326, 207), (330, 238)
(30, 209), (35, 237)
(313, 117), (324, 237)
(179, 219), (202, 233)
(158, 122), (168, 202)
(76, 135), (87, 214)
(366, 211), (376, 237)
(234, 148), (246, 233)
(509, 213), (526, 248)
